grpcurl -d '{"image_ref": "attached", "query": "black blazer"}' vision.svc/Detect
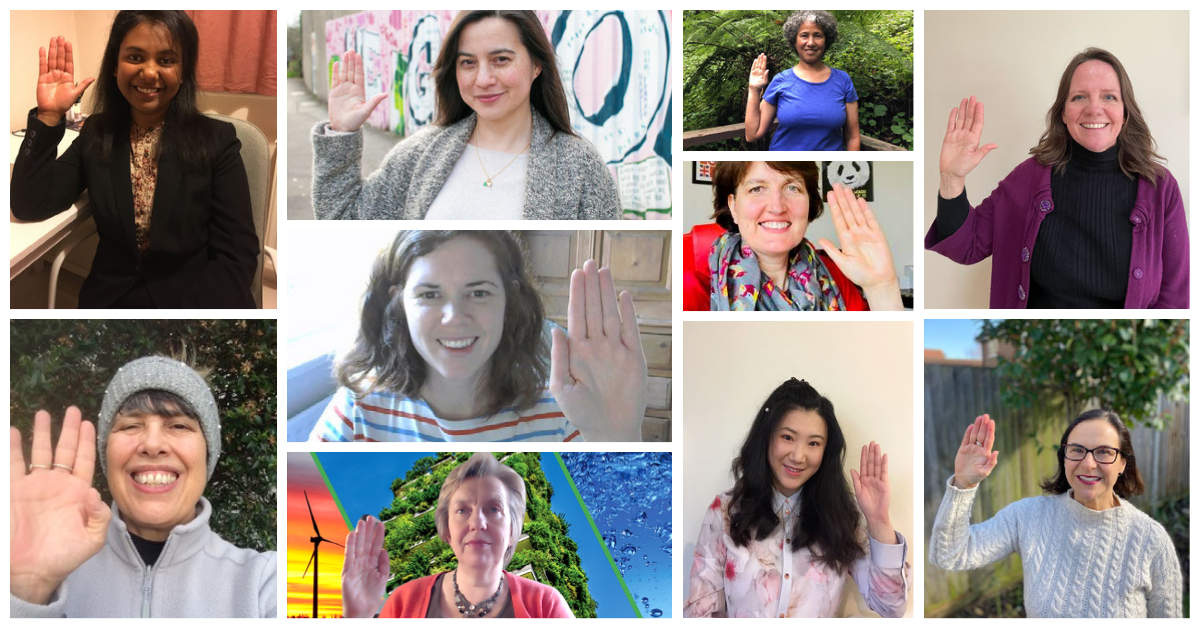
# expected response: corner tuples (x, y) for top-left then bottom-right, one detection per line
(11, 109), (258, 308)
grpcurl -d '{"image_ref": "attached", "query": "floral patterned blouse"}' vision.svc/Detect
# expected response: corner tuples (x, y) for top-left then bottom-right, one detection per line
(130, 121), (164, 254)
(685, 490), (910, 618)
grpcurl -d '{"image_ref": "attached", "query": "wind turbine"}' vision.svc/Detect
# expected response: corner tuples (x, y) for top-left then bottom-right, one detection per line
(302, 490), (344, 618)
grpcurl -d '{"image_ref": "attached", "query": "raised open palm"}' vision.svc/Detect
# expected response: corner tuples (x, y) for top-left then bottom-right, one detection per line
(850, 441), (891, 527)
(940, 96), (997, 181)
(36, 37), (95, 120)
(550, 260), (647, 442)
(341, 515), (390, 618)
(748, 53), (770, 91)
(328, 49), (388, 133)
(818, 183), (897, 291)
(10, 408), (111, 605)
(953, 414), (999, 489)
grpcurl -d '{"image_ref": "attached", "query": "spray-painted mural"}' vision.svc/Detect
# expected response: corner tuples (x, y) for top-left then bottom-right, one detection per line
(324, 10), (672, 219)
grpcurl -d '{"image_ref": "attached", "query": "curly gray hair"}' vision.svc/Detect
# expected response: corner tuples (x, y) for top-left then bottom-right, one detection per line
(782, 11), (838, 56)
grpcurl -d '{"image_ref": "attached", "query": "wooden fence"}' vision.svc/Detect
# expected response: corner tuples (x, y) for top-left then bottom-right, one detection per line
(923, 361), (1190, 617)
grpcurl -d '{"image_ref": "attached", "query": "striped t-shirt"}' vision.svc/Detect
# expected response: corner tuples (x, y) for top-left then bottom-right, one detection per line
(309, 387), (582, 443)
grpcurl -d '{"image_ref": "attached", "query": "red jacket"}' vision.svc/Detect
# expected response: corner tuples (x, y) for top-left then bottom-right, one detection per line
(684, 223), (868, 311)
(379, 571), (573, 618)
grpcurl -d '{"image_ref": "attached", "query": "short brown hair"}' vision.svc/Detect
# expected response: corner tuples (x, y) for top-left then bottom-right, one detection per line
(335, 231), (549, 418)
(432, 10), (576, 138)
(1040, 409), (1145, 499)
(435, 453), (527, 565)
(710, 161), (824, 232)
(1030, 47), (1165, 182)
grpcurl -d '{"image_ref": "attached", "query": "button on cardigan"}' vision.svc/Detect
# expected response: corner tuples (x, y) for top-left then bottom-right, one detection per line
(925, 157), (1189, 308)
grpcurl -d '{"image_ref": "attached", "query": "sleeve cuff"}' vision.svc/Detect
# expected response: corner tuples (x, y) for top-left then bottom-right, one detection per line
(868, 530), (907, 569)
(945, 474), (979, 493)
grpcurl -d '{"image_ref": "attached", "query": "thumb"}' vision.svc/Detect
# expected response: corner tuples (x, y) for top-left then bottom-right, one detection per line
(85, 488), (111, 538)
(549, 327), (570, 397)
(817, 238), (847, 267)
(989, 450), (999, 467)
(978, 143), (998, 159)
(366, 92), (387, 112)
(850, 469), (861, 494)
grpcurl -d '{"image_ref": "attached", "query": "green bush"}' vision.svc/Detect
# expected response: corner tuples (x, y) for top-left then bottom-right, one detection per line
(684, 10), (913, 150)
(10, 320), (277, 552)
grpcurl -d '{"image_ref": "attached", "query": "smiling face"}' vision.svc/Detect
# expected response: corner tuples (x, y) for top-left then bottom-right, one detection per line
(1061, 59), (1125, 153)
(794, 21), (827, 64)
(114, 21), (182, 128)
(768, 408), (827, 497)
(404, 236), (507, 395)
(455, 17), (541, 127)
(729, 161), (812, 258)
(1063, 418), (1127, 510)
(447, 476), (512, 571)
(105, 412), (207, 541)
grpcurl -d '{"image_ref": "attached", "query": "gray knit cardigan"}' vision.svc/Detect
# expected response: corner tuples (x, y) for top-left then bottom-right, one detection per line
(311, 111), (621, 220)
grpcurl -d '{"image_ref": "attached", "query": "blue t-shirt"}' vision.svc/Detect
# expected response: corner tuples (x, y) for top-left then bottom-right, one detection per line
(762, 67), (858, 151)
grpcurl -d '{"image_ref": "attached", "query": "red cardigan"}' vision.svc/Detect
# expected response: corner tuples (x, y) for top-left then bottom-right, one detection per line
(379, 571), (573, 618)
(683, 223), (868, 311)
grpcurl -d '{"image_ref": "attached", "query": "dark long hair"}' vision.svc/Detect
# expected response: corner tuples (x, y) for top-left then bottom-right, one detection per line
(432, 10), (576, 137)
(1040, 409), (1145, 499)
(1030, 47), (1165, 182)
(335, 231), (548, 418)
(728, 378), (865, 574)
(86, 11), (212, 170)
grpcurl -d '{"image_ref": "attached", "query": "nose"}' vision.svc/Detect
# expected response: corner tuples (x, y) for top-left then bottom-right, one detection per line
(468, 507), (487, 530)
(138, 422), (167, 456)
(441, 297), (469, 324)
(475, 63), (495, 86)
(766, 189), (786, 213)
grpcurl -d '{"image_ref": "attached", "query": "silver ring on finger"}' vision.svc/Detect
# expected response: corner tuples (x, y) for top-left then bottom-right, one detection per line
(29, 464), (51, 471)
(53, 463), (74, 472)
(975, 442), (981, 446)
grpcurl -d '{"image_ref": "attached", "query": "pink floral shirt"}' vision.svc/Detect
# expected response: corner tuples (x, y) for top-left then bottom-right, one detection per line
(130, 121), (164, 254)
(685, 490), (910, 618)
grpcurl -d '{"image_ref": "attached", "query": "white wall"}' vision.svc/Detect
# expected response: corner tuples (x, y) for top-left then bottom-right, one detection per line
(924, 10), (1189, 308)
(683, 161), (915, 288)
(682, 321), (915, 617)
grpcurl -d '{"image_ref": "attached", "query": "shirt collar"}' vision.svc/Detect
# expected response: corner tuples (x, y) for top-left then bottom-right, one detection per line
(772, 487), (801, 518)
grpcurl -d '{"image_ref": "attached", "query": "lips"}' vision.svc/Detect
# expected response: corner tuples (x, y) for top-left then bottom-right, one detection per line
(759, 221), (791, 231)
(1080, 123), (1109, 129)
(475, 93), (503, 104)
(782, 463), (806, 477)
(135, 86), (161, 94)
(1076, 475), (1103, 485)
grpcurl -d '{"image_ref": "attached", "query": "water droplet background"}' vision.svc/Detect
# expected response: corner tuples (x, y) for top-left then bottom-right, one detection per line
(562, 452), (672, 618)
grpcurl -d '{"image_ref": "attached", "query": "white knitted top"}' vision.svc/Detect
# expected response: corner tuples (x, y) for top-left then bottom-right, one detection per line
(929, 476), (1182, 618)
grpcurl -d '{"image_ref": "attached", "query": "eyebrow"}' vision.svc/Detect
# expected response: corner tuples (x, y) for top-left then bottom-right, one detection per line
(778, 427), (825, 440)
(458, 48), (517, 57)
(411, 280), (501, 290)
(122, 45), (180, 56)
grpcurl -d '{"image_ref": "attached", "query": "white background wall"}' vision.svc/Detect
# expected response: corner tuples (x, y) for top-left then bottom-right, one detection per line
(683, 161), (915, 288)
(923, 10), (1189, 308)
(682, 321), (915, 617)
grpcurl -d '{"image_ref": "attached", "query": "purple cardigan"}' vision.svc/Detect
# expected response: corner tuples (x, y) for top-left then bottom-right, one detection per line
(925, 157), (1189, 308)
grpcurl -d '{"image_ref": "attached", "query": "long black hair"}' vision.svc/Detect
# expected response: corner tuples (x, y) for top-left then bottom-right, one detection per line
(86, 11), (213, 170)
(729, 378), (865, 574)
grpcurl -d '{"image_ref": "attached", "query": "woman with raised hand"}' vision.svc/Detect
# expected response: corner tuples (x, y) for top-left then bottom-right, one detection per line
(929, 412), (1182, 617)
(312, 10), (619, 220)
(11, 12), (258, 308)
(308, 231), (647, 443)
(744, 11), (860, 151)
(926, 48), (1188, 308)
(685, 379), (910, 617)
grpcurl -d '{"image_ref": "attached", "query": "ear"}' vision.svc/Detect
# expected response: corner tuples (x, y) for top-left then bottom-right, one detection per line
(533, 61), (542, 80)
(727, 194), (739, 222)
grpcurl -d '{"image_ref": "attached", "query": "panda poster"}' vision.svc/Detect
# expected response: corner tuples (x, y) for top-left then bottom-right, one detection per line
(821, 161), (873, 201)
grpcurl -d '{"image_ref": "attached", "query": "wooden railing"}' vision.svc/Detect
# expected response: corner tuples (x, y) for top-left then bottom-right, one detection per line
(683, 121), (905, 151)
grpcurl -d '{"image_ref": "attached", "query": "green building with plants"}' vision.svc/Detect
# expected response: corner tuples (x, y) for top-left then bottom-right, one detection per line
(377, 452), (597, 618)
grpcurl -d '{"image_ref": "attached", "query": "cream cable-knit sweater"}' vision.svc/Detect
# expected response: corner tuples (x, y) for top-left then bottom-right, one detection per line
(929, 476), (1182, 618)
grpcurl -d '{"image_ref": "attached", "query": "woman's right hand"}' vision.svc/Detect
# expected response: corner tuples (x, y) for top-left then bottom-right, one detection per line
(328, 50), (388, 133)
(35, 36), (95, 126)
(341, 515), (389, 618)
(952, 414), (999, 490)
(938, 96), (997, 199)
(10, 408), (111, 605)
(748, 53), (770, 92)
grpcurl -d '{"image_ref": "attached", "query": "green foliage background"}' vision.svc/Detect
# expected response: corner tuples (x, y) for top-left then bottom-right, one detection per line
(684, 10), (913, 150)
(380, 452), (597, 618)
(10, 319), (278, 553)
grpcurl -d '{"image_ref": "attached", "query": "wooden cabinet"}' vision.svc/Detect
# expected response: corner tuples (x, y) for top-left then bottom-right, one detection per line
(521, 230), (673, 442)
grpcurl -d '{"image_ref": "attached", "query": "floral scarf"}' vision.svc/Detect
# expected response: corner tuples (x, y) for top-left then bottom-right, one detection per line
(709, 231), (844, 311)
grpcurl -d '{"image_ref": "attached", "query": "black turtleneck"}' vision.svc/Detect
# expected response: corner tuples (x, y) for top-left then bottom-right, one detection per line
(1028, 140), (1137, 308)
(935, 139), (1137, 308)
(129, 532), (166, 567)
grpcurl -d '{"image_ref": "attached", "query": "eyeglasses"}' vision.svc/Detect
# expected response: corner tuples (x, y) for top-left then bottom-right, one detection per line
(1063, 444), (1121, 464)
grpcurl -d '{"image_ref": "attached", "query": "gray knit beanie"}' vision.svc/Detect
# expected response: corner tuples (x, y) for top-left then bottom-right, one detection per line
(98, 356), (221, 480)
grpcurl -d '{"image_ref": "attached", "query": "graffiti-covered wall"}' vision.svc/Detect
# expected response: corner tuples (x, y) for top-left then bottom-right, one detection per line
(323, 10), (672, 219)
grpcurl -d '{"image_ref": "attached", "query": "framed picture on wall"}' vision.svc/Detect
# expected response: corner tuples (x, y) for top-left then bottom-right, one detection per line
(821, 161), (873, 201)
(692, 161), (716, 184)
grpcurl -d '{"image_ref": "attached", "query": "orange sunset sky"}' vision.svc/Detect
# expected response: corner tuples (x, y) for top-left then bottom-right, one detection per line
(286, 452), (351, 618)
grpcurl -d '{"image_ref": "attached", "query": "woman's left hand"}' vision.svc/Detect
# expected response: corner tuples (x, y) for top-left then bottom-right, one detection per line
(550, 260), (647, 442)
(851, 441), (897, 544)
(818, 183), (902, 310)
